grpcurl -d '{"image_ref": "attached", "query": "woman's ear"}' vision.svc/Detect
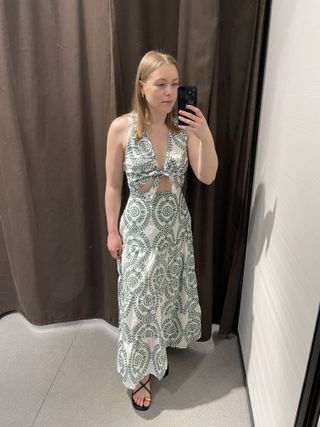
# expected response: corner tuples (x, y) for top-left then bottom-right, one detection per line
(139, 80), (144, 96)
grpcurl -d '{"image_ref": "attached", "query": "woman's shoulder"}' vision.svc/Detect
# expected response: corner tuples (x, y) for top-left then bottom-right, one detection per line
(109, 113), (130, 132)
(107, 113), (137, 153)
(110, 112), (137, 131)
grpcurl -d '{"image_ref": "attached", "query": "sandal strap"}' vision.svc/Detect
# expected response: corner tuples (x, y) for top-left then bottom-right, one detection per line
(132, 374), (151, 396)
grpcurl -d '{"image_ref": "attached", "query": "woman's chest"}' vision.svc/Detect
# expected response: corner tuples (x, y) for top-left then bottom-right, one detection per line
(124, 132), (188, 175)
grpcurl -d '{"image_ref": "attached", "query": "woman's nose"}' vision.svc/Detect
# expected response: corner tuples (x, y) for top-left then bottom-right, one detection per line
(165, 85), (174, 96)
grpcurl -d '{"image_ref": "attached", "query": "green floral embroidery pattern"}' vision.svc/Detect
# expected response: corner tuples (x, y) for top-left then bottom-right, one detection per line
(116, 113), (202, 389)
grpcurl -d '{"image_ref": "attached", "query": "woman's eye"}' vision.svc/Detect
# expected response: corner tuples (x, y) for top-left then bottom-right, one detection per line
(157, 83), (165, 87)
(172, 83), (179, 87)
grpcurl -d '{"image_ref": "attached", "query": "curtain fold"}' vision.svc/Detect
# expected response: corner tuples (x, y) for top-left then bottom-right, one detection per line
(0, 0), (114, 324)
(0, 0), (268, 338)
(0, 0), (42, 319)
(214, 0), (269, 334)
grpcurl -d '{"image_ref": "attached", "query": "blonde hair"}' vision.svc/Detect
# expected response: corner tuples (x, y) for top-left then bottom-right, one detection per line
(130, 50), (180, 140)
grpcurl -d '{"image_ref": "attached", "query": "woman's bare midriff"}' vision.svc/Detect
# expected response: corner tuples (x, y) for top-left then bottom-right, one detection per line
(138, 176), (172, 192)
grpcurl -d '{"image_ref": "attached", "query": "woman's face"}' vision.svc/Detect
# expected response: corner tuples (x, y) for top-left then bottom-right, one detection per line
(140, 64), (179, 114)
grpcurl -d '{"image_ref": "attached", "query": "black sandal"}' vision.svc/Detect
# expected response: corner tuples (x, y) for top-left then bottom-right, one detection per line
(131, 374), (152, 411)
(163, 363), (169, 378)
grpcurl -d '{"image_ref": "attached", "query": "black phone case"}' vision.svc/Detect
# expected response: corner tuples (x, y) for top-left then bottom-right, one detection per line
(178, 86), (197, 126)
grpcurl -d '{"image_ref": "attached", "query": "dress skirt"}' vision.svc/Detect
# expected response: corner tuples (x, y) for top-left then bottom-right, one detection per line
(116, 189), (202, 390)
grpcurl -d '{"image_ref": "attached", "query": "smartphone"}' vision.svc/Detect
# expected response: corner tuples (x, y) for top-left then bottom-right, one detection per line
(178, 86), (197, 126)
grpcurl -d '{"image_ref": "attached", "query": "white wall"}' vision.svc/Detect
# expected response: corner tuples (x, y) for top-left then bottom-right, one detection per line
(238, 1), (320, 426)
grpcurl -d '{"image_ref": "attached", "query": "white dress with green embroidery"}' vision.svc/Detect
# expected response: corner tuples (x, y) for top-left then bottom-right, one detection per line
(116, 113), (202, 389)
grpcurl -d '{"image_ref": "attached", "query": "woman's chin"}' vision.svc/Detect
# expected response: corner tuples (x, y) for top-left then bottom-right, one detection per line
(161, 103), (174, 112)
(151, 103), (175, 115)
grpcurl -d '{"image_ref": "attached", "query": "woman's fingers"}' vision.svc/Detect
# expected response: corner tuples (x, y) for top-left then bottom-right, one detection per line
(179, 105), (203, 118)
(179, 114), (194, 124)
(178, 106), (204, 127)
(107, 238), (123, 259)
(179, 110), (196, 122)
(116, 246), (122, 258)
(109, 248), (121, 259)
(179, 116), (201, 127)
(113, 244), (122, 259)
(178, 105), (211, 141)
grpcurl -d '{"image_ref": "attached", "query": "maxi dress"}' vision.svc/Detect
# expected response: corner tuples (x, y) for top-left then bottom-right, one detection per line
(116, 112), (202, 389)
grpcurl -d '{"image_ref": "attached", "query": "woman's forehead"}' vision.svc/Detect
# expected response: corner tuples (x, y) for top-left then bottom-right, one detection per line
(148, 64), (179, 81)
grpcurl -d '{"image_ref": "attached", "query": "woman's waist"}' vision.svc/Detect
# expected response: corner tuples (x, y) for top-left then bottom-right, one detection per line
(128, 188), (183, 200)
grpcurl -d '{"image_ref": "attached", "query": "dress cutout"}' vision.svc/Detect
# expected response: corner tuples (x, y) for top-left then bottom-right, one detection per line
(116, 112), (202, 389)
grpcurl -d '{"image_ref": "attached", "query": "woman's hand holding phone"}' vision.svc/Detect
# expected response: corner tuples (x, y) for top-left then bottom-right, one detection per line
(178, 104), (212, 143)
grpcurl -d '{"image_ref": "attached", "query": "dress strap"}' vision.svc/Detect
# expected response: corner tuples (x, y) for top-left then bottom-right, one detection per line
(128, 112), (137, 125)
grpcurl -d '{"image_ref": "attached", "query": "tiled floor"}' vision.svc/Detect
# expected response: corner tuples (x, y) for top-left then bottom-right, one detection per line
(0, 312), (254, 427)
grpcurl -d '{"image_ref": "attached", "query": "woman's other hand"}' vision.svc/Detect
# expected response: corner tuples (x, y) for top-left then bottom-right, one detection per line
(107, 232), (123, 259)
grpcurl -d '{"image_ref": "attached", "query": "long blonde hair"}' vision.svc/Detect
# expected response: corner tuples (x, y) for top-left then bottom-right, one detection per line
(130, 50), (180, 140)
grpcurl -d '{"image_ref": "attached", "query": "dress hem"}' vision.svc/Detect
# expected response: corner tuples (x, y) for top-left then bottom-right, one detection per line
(119, 332), (202, 389)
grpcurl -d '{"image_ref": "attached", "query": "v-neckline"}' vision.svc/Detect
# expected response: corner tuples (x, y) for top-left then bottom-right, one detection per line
(144, 128), (171, 170)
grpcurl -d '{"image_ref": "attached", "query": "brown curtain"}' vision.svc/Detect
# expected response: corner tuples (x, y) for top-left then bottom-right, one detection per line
(213, 1), (271, 334)
(0, 0), (269, 338)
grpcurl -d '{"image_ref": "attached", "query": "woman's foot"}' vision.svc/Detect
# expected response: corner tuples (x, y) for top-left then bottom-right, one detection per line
(132, 374), (151, 408)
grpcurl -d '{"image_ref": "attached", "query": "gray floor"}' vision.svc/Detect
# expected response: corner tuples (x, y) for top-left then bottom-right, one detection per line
(0, 312), (254, 427)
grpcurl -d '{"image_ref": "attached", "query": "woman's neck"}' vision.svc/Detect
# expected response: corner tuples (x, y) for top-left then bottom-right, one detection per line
(146, 108), (167, 127)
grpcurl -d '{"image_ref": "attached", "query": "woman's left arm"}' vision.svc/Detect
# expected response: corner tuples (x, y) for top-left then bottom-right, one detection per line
(179, 105), (218, 185)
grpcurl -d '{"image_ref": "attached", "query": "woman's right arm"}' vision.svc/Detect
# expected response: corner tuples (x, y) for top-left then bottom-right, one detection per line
(105, 117), (126, 259)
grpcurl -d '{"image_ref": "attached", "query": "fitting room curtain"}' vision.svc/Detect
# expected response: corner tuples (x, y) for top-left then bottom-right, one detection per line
(0, 0), (269, 338)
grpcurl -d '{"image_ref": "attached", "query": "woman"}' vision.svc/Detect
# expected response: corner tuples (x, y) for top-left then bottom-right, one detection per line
(105, 50), (218, 411)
